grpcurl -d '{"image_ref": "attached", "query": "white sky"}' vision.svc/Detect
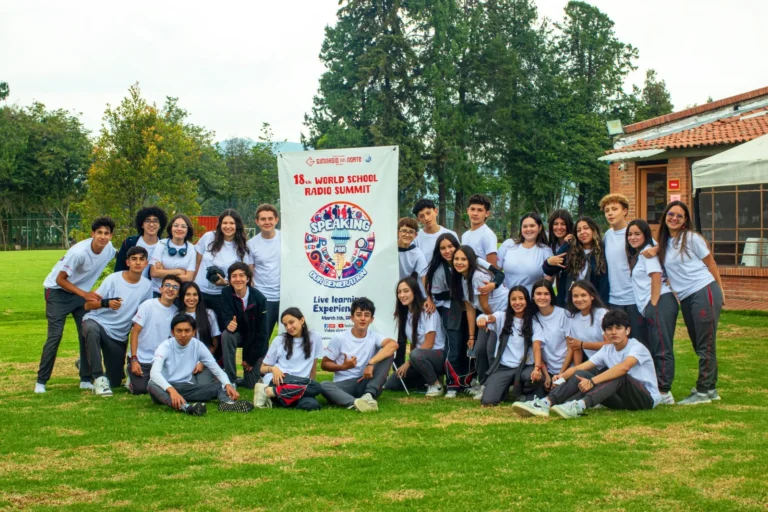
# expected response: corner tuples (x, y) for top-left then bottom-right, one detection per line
(3, 0), (767, 142)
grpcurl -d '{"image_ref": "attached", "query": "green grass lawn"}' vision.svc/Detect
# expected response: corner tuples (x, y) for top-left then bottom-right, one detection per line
(0, 250), (767, 511)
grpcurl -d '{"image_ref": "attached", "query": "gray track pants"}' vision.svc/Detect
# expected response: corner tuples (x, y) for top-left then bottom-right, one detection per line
(83, 319), (127, 387)
(384, 349), (444, 391)
(643, 293), (679, 393)
(320, 357), (393, 407)
(548, 369), (653, 410)
(680, 282), (723, 393)
(222, 331), (260, 389)
(482, 365), (541, 405)
(37, 288), (90, 384)
(471, 326), (496, 385)
(127, 362), (153, 395)
(148, 380), (229, 411)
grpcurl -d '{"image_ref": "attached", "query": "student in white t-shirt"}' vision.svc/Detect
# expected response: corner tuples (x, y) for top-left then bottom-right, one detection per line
(35, 216), (117, 394)
(564, 280), (609, 366)
(114, 206), (167, 278)
(512, 309), (661, 418)
(397, 217), (429, 303)
(179, 282), (221, 364)
(149, 214), (196, 296)
(193, 209), (252, 332)
(461, 194), (498, 266)
(83, 246), (153, 397)
(127, 275), (180, 395)
(412, 198), (458, 265)
(657, 200), (724, 406)
(246, 204), (282, 339)
(477, 286), (544, 406)
(497, 212), (553, 293)
(320, 298), (398, 412)
(531, 279), (570, 392)
(384, 277), (446, 396)
(626, 219), (678, 405)
(254, 308), (325, 411)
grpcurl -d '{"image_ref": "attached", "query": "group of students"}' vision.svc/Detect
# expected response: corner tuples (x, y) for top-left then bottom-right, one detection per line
(33, 192), (725, 416)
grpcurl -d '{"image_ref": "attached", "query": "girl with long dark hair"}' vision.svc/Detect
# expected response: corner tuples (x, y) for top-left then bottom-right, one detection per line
(531, 279), (570, 392)
(497, 212), (553, 293)
(546, 209), (575, 304)
(384, 277), (446, 396)
(476, 286), (543, 406)
(179, 282), (221, 356)
(150, 214), (196, 297)
(564, 280), (608, 366)
(254, 308), (324, 411)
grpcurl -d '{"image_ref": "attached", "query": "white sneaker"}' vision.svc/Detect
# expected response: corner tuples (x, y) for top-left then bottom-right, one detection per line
(472, 385), (485, 401)
(678, 391), (711, 406)
(445, 389), (457, 398)
(254, 383), (272, 409)
(691, 387), (720, 401)
(425, 384), (444, 397)
(353, 393), (378, 413)
(34, 383), (46, 394)
(93, 376), (113, 397)
(79, 381), (94, 390)
(512, 398), (550, 417)
(659, 392), (675, 405)
(361, 392), (379, 411)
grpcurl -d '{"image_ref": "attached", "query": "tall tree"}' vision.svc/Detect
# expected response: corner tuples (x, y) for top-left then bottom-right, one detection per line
(635, 68), (674, 122)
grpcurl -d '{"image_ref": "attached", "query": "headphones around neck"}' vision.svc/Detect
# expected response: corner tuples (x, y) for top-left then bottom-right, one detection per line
(166, 240), (188, 257)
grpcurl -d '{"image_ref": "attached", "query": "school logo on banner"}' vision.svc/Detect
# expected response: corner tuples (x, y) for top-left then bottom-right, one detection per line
(304, 201), (375, 288)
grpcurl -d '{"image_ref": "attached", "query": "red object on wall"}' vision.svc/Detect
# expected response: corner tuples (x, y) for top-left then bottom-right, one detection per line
(668, 179), (680, 190)
(193, 216), (218, 242)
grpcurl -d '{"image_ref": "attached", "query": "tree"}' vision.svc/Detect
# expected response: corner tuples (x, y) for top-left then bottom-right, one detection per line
(0, 82), (8, 101)
(634, 69), (674, 122)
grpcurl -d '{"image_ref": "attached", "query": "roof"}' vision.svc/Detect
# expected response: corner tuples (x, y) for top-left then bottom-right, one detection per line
(608, 107), (768, 155)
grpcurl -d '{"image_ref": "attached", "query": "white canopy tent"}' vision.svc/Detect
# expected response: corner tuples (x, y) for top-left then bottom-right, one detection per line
(692, 133), (768, 192)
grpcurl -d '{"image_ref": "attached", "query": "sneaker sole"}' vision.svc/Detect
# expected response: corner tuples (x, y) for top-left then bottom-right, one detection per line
(353, 399), (376, 412)
(218, 401), (255, 413)
(678, 398), (712, 406)
(511, 403), (547, 417)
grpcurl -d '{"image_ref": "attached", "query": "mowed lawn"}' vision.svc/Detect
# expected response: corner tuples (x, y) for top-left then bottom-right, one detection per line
(0, 251), (767, 511)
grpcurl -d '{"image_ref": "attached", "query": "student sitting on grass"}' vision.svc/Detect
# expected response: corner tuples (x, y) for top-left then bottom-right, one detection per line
(148, 314), (253, 416)
(476, 286), (544, 406)
(512, 309), (661, 419)
(35, 216), (117, 394)
(254, 308), (324, 411)
(179, 282), (221, 383)
(83, 246), (153, 397)
(320, 297), (398, 412)
(384, 277), (446, 397)
(531, 279), (570, 392)
(128, 275), (180, 394)
(563, 280), (609, 367)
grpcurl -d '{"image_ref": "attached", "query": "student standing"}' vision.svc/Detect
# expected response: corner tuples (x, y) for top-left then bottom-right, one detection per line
(83, 246), (153, 396)
(546, 209), (574, 304)
(246, 204), (281, 339)
(115, 206), (167, 278)
(320, 298), (398, 412)
(254, 308), (325, 411)
(193, 209), (252, 332)
(512, 309), (661, 419)
(127, 275), (180, 395)
(35, 217), (116, 394)
(657, 200), (724, 406)
(178, 282), (221, 362)
(564, 280), (609, 366)
(626, 219), (678, 405)
(461, 194), (498, 266)
(412, 198), (458, 265)
(220, 262), (269, 389)
(384, 277), (446, 397)
(149, 214), (196, 297)
(477, 286), (544, 406)
(531, 279), (570, 391)
(148, 315), (253, 416)
(397, 218), (429, 299)
(497, 212), (553, 293)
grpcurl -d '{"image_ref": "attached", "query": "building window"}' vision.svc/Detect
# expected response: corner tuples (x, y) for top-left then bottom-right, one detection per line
(698, 184), (768, 267)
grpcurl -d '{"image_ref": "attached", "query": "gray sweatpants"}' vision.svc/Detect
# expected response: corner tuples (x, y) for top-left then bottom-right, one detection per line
(127, 362), (153, 395)
(680, 282), (723, 393)
(643, 293), (679, 393)
(321, 357), (393, 407)
(548, 369), (653, 410)
(222, 331), (260, 389)
(83, 319), (127, 388)
(609, 303), (647, 348)
(37, 288), (90, 384)
(482, 365), (541, 405)
(471, 326), (496, 385)
(383, 349), (444, 391)
(148, 380), (229, 411)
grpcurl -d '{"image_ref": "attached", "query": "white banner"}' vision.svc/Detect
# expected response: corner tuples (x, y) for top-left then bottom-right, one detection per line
(278, 146), (399, 345)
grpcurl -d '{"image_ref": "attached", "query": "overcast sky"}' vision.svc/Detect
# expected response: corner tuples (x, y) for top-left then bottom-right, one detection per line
(3, 0), (767, 143)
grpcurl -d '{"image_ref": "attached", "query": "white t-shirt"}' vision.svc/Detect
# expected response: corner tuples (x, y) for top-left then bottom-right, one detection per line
(150, 337), (230, 391)
(43, 239), (116, 291)
(482, 311), (542, 369)
(631, 244), (674, 313)
(461, 224), (498, 260)
(462, 268), (508, 313)
(132, 298), (178, 363)
(402, 310), (446, 351)
(399, 245), (428, 296)
(136, 237), (159, 279)
(246, 230), (281, 302)
(590, 338), (661, 407)
(568, 307), (607, 357)
(83, 272), (153, 340)
(185, 309), (221, 339)
(497, 241), (553, 292)
(415, 226), (458, 264)
(194, 231), (253, 296)
(536, 307), (569, 373)
(263, 329), (324, 385)
(149, 238), (197, 294)
(605, 227), (634, 305)
(324, 329), (385, 382)
(663, 234), (715, 300)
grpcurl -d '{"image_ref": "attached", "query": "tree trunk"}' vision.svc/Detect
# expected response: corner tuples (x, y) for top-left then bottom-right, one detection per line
(453, 190), (465, 237)
(437, 161), (447, 227)
(578, 182), (587, 216)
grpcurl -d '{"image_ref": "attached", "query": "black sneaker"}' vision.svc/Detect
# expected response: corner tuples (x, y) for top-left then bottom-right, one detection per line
(186, 402), (207, 416)
(218, 400), (255, 413)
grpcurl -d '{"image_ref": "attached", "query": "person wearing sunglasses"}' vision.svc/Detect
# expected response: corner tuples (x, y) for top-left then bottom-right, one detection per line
(127, 275), (181, 395)
(114, 206), (168, 278)
(149, 214), (196, 297)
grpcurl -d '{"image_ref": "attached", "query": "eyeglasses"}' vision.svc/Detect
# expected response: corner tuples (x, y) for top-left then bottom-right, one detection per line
(144, 218), (160, 225)
(162, 283), (180, 291)
(666, 212), (685, 220)
(171, 223), (188, 229)
(398, 229), (417, 236)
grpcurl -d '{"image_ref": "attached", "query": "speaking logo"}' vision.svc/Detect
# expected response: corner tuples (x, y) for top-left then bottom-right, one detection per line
(304, 201), (375, 288)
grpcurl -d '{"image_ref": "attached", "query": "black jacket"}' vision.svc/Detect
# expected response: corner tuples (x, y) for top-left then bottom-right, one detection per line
(542, 241), (610, 307)
(114, 235), (140, 272)
(220, 285), (269, 365)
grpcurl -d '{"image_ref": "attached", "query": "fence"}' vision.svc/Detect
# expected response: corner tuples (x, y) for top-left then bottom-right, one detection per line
(0, 215), (81, 250)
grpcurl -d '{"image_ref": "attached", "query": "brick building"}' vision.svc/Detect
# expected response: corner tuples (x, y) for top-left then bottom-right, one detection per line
(600, 86), (768, 307)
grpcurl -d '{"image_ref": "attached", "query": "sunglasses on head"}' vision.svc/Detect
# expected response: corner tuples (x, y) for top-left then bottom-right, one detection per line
(166, 241), (188, 257)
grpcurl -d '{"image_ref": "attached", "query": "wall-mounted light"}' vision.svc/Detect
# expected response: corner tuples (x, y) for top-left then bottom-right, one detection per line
(606, 119), (624, 136)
